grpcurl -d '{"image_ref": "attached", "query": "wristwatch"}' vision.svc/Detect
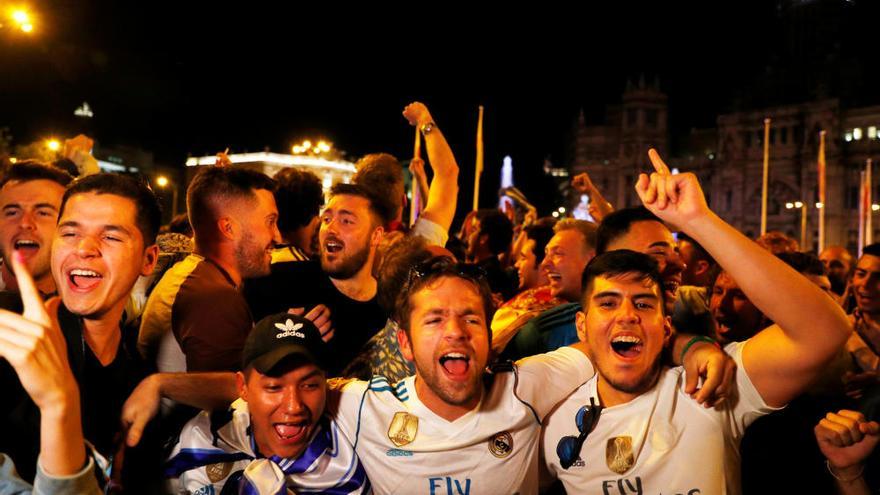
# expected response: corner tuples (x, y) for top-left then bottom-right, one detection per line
(420, 122), (436, 135)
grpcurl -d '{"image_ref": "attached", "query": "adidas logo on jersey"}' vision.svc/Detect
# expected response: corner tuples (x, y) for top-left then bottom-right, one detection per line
(385, 448), (413, 457)
(274, 319), (305, 339)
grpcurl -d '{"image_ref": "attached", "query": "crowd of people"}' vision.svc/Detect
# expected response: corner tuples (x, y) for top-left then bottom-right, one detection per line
(0, 101), (877, 494)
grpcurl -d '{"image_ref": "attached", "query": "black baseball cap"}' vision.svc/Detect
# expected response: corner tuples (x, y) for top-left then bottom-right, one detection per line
(241, 313), (328, 374)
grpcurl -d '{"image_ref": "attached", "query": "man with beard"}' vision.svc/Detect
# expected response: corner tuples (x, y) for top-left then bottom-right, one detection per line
(245, 183), (390, 376)
(138, 166), (281, 372)
(842, 243), (880, 404)
(0, 161), (72, 301)
(323, 253), (734, 495)
(821, 245), (855, 298)
(542, 149), (851, 494)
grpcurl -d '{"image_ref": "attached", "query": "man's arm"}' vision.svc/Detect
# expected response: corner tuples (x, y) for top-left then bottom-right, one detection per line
(122, 371), (238, 447)
(403, 102), (459, 232)
(0, 252), (95, 485)
(638, 149), (851, 407)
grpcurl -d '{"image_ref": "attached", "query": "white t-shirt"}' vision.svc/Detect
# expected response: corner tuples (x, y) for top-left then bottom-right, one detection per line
(329, 347), (594, 495)
(411, 216), (449, 247)
(541, 342), (780, 495)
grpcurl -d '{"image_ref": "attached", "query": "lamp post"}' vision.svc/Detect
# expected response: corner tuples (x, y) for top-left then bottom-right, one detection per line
(156, 175), (178, 218)
(785, 201), (807, 249)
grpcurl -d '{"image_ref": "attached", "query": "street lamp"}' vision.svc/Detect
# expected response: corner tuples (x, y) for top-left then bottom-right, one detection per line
(155, 175), (178, 217)
(45, 139), (60, 152)
(7, 9), (35, 33)
(785, 200), (807, 249)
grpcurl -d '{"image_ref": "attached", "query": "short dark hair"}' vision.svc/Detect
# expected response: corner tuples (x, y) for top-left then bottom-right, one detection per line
(393, 256), (496, 340)
(0, 160), (73, 189)
(523, 221), (556, 264)
(596, 206), (662, 254)
(581, 250), (666, 314)
(186, 167), (277, 235)
(329, 182), (394, 226)
(476, 209), (514, 256)
(274, 168), (324, 233)
(554, 218), (598, 254)
(377, 235), (433, 315)
(59, 173), (161, 246)
(776, 251), (826, 276)
(862, 243), (880, 259)
(352, 153), (405, 223)
(167, 213), (193, 237)
(677, 232), (716, 266)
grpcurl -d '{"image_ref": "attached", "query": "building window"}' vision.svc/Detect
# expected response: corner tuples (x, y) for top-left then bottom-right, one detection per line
(845, 131), (853, 142)
(645, 109), (658, 128)
(780, 127), (788, 144)
(854, 127), (863, 140)
(743, 132), (752, 148)
(725, 190), (733, 210)
(869, 126), (878, 139)
(770, 128), (776, 145)
(846, 185), (859, 210)
(627, 109), (638, 127)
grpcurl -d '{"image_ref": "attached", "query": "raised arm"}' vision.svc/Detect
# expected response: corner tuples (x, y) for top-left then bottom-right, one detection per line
(637, 149), (850, 407)
(403, 102), (459, 232)
(0, 252), (93, 483)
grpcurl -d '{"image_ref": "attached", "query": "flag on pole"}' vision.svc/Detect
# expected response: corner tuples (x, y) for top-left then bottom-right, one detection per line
(409, 127), (422, 227)
(859, 170), (868, 257)
(867, 159), (873, 246)
(760, 118), (771, 235)
(817, 130), (826, 254)
(472, 105), (484, 212)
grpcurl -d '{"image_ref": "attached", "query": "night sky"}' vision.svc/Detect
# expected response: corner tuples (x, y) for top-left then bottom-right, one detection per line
(2, 1), (878, 217)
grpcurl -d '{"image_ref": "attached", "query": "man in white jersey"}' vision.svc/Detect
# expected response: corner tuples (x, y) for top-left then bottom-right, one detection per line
(541, 149), (852, 494)
(327, 255), (734, 495)
(166, 313), (369, 494)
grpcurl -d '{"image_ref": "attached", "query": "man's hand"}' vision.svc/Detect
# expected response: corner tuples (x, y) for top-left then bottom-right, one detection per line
(815, 410), (879, 473)
(635, 149), (711, 231)
(403, 102), (433, 127)
(0, 252), (75, 413)
(571, 172), (597, 194)
(682, 340), (737, 407)
(121, 374), (161, 447)
(0, 251), (85, 475)
(289, 304), (334, 342)
(409, 157), (427, 182)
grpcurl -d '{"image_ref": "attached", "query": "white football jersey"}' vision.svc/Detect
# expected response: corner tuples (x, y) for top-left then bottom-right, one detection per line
(329, 347), (594, 495)
(541, 342), (779, 495)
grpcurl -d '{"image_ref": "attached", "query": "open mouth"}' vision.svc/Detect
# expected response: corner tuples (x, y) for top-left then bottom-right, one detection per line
(439, 352), (470, 378)
(663, 279), (680, 296)
(68, 268), (103, 291)
(13, 239), (40, 255)
(610, 335), (643, 358)
(324, 239), (344, 254)
(547, 272), (562, 284)
(273, 421), (309, 442)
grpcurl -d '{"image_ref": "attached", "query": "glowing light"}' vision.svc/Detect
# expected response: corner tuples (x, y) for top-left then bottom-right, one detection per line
(302, 140), (311, 149)
(794, 201), (804, 208)
(558, 206), (566, 213)
(552, 211), (559, 218)
(845, 132), (853, 142)
(9, 157), (17, 164)
(156, 176), (169, 188)
(20, 23), (32, 33)
(873, 204), (880, 212)
(45, 139), (60, 151)
(322, 174), (332, 190)
(869, 126), (878, 139)
(854, 128), (863, 141)
(12, 10), (28, 24)
(785, 202), (794, 209)
(815, 202), (824, 209)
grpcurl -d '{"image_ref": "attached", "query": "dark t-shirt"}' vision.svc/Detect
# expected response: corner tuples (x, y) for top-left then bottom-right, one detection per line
(0, 302), (156, 485)
(244, 260), (388, 376)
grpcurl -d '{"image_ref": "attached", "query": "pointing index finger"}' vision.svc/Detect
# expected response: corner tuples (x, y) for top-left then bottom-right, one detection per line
(648, 148), (672, 176)
(9, 251), (49, 326)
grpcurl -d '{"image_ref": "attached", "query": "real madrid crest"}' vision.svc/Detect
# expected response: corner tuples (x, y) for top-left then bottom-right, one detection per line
(488, 431), (513, 458)
(206, 461), (233, 483)
(606, 436), (634, 474)
(388, 412), (419, 447)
